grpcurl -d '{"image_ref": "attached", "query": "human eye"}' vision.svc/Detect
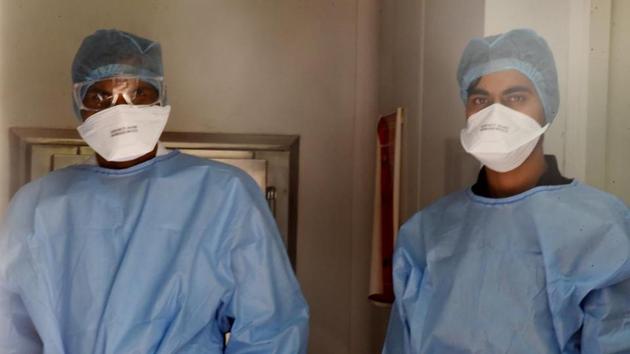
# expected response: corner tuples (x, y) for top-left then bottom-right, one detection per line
(131, 84), (159, 104)
(134, 87), (147, 97)
(507, 94), (526, 103)
(471, 96), (488, 106)
(83, 90), (110, 107)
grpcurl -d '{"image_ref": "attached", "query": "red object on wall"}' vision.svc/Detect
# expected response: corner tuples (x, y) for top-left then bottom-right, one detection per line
(369, 108), (403, 305)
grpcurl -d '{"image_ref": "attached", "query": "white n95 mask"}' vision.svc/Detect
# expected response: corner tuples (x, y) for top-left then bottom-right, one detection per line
(77, 105), (170, 162)
(460, 103), (549, 173)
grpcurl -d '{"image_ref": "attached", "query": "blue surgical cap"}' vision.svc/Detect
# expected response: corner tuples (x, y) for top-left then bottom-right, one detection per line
(72, 29), (163, 83)
(71, 29), (165, 118)
(457, 28), (559, 123)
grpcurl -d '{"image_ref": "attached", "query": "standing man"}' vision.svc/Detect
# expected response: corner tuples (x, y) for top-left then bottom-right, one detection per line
(0, 29), (309, 353)
(383, 29), (630, 353)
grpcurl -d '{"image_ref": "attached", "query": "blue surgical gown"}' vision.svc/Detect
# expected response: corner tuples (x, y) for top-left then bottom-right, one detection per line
(0, 150), (309, 353)
(383, 181), (630, 353)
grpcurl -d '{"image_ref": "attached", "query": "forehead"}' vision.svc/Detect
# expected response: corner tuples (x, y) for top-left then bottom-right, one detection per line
(473, 69), (535, 93)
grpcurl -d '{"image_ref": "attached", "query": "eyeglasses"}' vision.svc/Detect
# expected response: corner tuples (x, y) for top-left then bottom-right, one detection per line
(73, 76), (165, 112)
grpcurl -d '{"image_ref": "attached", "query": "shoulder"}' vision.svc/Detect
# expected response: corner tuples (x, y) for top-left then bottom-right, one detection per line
(399, 189), (469, 239)
(3, 168), (86, 238)
(549, 181), (628, 222)
(540, 184), (630, 302)
(396, 189), (469, 258)
(574, 181), (628, 211)
(539, 182), (630, 284)
(8, 168), (75, 211)
(169, 153), (268, 220)
(171, 152), (260, 190)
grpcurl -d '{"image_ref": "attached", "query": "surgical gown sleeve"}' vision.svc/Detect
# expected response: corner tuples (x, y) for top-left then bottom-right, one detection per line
(219, 172), (309, 353)
(0, 188), (43, 354)
(382, 213), (425, 354)
(0, 287), (42, 354)
(541, 194), (630, 354)
(579, 210), (630, 354)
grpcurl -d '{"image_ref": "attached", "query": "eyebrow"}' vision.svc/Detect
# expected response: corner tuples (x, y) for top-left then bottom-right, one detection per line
(468, 87), (489, 96)
(502, 86), (533, 95)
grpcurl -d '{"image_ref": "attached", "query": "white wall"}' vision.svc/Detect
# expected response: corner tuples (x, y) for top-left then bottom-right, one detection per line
(379, 0), (484, 213)
(379, 0), (423, 219)
(417, 0), (485, 208)
(485, 0), (630, 204)
(379, 0), (484, 216)
(484, 0), (627, 195)
(587, 0), (613, 191)
(380, 0), (486, 217)
(0, 1), (381, 353)
(349, 0), (390, 351)
(606, 0), (630, 204)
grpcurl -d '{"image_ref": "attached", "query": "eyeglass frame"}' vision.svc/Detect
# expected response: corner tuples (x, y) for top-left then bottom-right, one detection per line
(72, 75), (166, 112)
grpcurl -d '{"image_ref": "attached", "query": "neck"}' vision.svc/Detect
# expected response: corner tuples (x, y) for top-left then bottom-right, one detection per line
(96, 145), (158, 170)
(485, 141), (546, 198)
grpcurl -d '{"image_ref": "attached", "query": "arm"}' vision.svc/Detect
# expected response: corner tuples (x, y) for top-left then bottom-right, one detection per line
(581, 279), (630, 354)
(381, 246), (417, 353)
(382, 215), (425, 354)
(220, 174), (309, 354)
(0, 190), (43, 354)
(0, 285), (43, 354)
(580, 211), (630, 354)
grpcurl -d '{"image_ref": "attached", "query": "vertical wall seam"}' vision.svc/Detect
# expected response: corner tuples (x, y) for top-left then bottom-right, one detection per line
(347, 0), (361, 352)
(416, 0), (427, 211)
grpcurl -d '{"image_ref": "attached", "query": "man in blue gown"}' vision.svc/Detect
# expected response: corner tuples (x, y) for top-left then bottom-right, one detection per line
(382, 29), (630, 353)
(0, 29), (309, 353)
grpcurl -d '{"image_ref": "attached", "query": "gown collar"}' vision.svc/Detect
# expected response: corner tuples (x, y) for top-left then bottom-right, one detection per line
(469, 155), (575, 203)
